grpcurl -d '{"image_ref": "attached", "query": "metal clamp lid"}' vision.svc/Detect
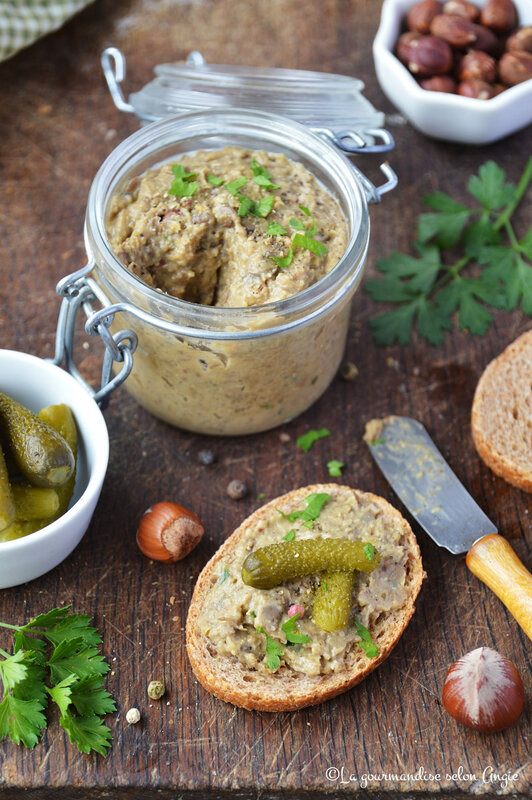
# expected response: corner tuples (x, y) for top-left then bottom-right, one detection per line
(101, 47), (391, 143)
(53, 263), (137, 408)
(101, 47), (397, 202)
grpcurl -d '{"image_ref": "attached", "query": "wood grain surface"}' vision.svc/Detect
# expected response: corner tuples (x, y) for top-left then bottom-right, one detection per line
(0, 0), (530, 797)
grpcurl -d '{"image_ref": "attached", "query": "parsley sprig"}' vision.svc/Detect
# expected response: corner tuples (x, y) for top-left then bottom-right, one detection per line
(365, 159), (532, 345)
(277, 492), (331, 529)
(354, 617), (378, 659)
(271, 206), (328, 269)
(256, 626), (284, 670)
(281, 613), (310, 644)
(169, 164), (198, 197)
(0, 606), (115, 755)
(296, 428), (331, 452)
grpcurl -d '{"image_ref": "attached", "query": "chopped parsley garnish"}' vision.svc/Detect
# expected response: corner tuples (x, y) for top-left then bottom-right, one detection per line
(365, 159), (532, 346)
(249, 610), (256, 618)
(363, 543), (377, 562)
(321, 581), (328, 592)
(354, 617), (379, 658)
(226, 177), (248, 196)
(296, 428), (331, 452)
(299, 205), (318, 236)
(268, 222), (288, 236)
(369, 438), (385, 446)
(281, 613), (310, 644)
(283, 529), (295, 542)
(327, 459), (344, 477)
(289, 218), (307, 232)
(278, 493), (331, 529)
(251, 195), (275, 218)
(207, 174), (225, 186)
(256, 626), (283, 670)
(271, 246), (294, 269)
(293, 233), (328, 258)
(237, 195), (255, 217)
(0, 606), (115, 755)
(220, 566), (230, 583)
(169, 164), (198, 197)
(250, 159), (280, 190)
(270, 205), (327, 267)
(257, 493), (265, 500)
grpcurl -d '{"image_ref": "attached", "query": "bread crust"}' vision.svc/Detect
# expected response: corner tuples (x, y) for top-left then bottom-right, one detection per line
(186, 484), (424, 711)
(471, 330), (532, 493)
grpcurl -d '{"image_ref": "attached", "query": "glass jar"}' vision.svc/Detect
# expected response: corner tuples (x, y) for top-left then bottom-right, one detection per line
(64, 108), (390, 436)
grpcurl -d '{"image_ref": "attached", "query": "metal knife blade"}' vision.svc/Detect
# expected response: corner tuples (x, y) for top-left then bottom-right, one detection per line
(365, 416), (497, 554)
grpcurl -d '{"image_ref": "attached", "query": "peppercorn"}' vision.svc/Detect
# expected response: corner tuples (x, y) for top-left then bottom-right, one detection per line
(126, 707), (141, 724)
(227, 479), (248, 500)
(340, 361), (358, 381)
(147, 680), (165, 700)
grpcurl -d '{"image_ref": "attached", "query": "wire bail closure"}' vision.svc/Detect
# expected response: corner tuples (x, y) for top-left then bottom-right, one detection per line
(53, 264), (138, 409)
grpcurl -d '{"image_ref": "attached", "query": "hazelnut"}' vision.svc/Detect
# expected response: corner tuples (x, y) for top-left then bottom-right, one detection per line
(420, 75), (457, 92)
(136, 501), (204, 562)
(442, 0), (479, 22)
(470, 23), (500, 55)
(406, 0), (443, 34)
(457, 78), (497, 98)
(458, 51), (497, 82)
(442, 647), (524, 733)
(499, 51), (532, 85)
(480, 0), (518, 34)
(506, 26), (532, 54)
(398, 33), (454, 76)
(397, 31), (423, 64)
(492, 82), (507, 95)
(430, 13), (478, 48)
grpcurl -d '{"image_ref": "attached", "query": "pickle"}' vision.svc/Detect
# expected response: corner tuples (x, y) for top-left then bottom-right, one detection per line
(11, 484), (60, 521)
(0, 394), (75, 488)
(0, 443), (15, 531)
(0, 519), (41, 543)
(38, 404), (77, 520)
(313, 571), (355, 632)
(241, 538), (380, 589)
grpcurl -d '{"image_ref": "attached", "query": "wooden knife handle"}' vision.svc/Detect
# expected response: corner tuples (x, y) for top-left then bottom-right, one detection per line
(466, 534), (532, 640)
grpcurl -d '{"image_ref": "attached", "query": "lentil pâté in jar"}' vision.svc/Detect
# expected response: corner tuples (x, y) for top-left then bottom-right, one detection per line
(89, 111), (370, 435)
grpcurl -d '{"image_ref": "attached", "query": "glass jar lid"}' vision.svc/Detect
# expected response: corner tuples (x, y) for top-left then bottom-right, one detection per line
(101, 47), (390, 150)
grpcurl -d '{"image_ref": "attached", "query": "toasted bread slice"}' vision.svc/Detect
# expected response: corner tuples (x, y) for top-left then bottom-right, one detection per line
(472, 330), (532, 493)
(186, 484), (424, 711)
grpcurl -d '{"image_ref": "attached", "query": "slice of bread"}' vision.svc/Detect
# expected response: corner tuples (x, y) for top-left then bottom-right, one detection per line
(472, 329), (532, 493)
(186, 484), (424, 711)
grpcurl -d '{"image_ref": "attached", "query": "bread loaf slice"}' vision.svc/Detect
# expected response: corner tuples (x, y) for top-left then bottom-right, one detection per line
(186, 484), (424, 711)
(472, 330), (532, 493)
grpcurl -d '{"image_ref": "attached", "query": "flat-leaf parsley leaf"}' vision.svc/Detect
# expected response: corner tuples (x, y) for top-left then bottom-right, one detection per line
(296, 428), (331, 452)
(365, 158), (532, 345)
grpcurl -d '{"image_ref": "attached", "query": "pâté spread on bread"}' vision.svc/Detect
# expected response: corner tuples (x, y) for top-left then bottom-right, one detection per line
(188, 486), (423, 701)
(106, 146), (347, 307)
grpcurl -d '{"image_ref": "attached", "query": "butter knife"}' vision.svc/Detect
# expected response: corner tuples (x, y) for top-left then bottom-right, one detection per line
(365, 415), (532, 640)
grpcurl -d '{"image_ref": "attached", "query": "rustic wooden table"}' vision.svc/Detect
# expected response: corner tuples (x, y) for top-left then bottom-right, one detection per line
(0, 0), (530, 797)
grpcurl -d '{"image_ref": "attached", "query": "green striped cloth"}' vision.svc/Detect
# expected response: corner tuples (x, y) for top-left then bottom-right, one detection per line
(0, 0), (93, 61)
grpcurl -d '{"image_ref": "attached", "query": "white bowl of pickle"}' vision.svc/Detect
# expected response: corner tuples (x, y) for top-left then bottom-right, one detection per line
(0, 350), (109, 588)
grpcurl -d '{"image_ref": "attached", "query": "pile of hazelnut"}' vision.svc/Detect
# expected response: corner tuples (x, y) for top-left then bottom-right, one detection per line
(396, 0), (532, 98)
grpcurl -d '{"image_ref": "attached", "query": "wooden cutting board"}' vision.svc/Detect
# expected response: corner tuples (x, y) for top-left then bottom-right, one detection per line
(0, 1), (529, 797)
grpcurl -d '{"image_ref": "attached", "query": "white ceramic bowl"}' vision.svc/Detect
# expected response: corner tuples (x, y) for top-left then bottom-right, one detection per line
(0, 350), (109, 588)
(373, 0), (532, 144)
